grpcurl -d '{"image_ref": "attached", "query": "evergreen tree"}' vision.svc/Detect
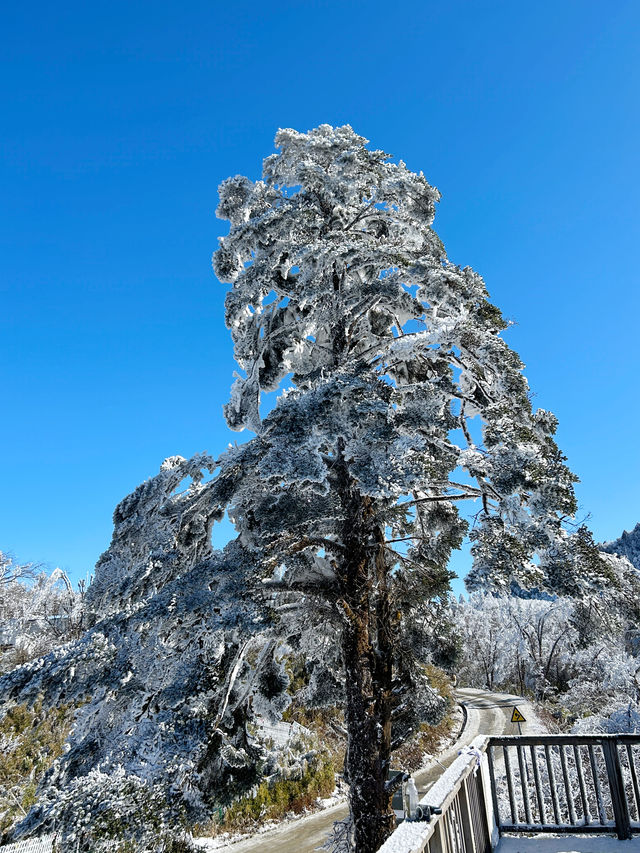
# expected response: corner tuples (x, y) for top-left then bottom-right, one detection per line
(213, 124), (578, 852)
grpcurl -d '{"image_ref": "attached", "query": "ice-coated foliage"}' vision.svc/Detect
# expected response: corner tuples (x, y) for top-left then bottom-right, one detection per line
(214, 124), (578, 595)
(0, 458), (313, 849)
(85, 452), (223, 616)
(0, 563), (85, 674)
(212, 124), (582, 852)
(572, 701), (640, 734)
(453, 586), (640, 718)
(454, 593), (581, 698)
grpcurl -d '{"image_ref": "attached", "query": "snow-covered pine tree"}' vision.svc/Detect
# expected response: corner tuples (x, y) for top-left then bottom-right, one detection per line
(213, 124), (579, 852)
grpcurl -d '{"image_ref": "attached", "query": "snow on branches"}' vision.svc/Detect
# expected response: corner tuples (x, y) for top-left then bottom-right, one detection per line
(0, 459), (311, 849)
(214, 123), (579, 598)
(211, 124), (582, 852)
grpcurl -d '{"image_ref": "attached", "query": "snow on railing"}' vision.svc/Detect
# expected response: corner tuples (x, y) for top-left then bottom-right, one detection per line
(487, 733), (640, 841)
(378, 735), (495, 853)
(379, 732), (640, 852)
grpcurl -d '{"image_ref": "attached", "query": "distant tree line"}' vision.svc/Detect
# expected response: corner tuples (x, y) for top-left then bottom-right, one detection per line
(452, 545), (640, 733)
(0, 551), (85, 674)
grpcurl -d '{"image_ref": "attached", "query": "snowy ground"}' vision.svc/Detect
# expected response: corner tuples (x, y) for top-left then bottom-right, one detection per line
(497, 836), (640, 853)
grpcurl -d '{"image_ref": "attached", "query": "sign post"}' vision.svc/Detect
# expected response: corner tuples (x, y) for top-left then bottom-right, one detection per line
(511, 705), (526, 735)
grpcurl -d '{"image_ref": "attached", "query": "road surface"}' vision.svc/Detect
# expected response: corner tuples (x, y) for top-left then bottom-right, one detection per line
(199, 688), (541, 852)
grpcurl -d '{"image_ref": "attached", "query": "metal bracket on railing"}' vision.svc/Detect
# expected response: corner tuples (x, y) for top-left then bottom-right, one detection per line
(414, 804), (443, 822)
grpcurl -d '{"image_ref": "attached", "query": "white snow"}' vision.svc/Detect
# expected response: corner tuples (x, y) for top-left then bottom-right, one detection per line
(378, 736), (489, 853)
(419, 735), (488, 808)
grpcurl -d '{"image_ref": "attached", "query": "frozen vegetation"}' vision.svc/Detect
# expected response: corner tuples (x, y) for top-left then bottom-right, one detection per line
(0, 125), (636, 852)
(453, 543), (640, 733)
(0, 457), (336, 850)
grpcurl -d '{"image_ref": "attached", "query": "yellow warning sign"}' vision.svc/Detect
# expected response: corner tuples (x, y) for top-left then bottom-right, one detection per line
(511, 706), (526, 724)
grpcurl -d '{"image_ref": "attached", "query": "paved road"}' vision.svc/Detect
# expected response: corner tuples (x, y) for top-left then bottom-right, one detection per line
(203, 688), (540, 853)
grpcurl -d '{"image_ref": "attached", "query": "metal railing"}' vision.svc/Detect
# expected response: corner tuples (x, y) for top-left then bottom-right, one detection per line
(0, 837), (54, 853)
(378, 735), (494, 853)
(380, 732), (640, 852)
(487, 734), (640, 840)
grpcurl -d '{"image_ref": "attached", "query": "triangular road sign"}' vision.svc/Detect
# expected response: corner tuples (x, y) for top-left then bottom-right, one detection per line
(511, 706), (526, 724)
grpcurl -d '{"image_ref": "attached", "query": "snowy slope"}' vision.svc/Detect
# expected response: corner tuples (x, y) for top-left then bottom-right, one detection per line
(601, 523), (640, 571)
(0, 456), (306, 847)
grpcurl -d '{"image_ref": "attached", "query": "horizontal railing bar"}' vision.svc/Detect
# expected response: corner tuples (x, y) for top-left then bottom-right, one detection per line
(499, 824), (619, 835)
(489, 735), (640, 747)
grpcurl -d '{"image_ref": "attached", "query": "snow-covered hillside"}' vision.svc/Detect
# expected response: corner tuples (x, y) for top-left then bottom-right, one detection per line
(0, 455), (314, 849)
(601, 522), (640, 571)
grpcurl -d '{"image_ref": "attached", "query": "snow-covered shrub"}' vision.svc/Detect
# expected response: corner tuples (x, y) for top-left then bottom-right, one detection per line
(0, 700), (75, 837)
(572, 702), (640, 735)
(33, 767), (177, 850)
(563, 641), (638, 720)
(0, 458), (308, 845)
(0, 557), (85, 675)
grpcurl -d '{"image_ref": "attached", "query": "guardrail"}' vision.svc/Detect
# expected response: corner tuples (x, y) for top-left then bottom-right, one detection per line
(487, 734), (640, 840)
(379, 732), (640, 853)
(378, 735), (494, 853)
(0, 837), (54, 853)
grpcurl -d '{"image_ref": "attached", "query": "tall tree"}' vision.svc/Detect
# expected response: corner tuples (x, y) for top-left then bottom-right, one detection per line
(213, 124), (578, 852)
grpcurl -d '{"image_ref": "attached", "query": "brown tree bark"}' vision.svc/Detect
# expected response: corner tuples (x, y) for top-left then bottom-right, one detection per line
(336, 441), (396, 853)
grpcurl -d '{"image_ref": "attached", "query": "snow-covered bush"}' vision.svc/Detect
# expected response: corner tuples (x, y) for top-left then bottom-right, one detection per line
(0, 458), (313, 846)
(453, 580), (640, 728)
(0, 555), (85, 674)
(573, 702), (640, 735)
(28, 766), (194, 851)
(563, 641), (638, 719)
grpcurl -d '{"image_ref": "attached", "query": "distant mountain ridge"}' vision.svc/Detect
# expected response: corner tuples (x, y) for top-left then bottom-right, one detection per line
(601, 522), (640, 571)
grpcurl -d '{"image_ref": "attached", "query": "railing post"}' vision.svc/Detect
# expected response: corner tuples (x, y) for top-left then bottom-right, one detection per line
(458, 777), (477, 853)
(479, 748), (500, 850)
(602, 737), (632, 840)
(486, 744), (502, 836)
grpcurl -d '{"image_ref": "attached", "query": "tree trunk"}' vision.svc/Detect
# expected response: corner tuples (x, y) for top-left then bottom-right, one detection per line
(342, 607), (394, 852)
(336, 441), (395, 853)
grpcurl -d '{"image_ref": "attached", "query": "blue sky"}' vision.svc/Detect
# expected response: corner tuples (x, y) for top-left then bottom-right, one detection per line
(2, 0), (639, 589)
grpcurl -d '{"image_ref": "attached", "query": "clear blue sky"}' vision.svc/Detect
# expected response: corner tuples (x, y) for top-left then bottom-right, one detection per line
(2, 0), (639, 589)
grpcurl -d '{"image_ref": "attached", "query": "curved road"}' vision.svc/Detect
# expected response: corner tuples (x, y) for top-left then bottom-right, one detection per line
(204, 689), (540, 853)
